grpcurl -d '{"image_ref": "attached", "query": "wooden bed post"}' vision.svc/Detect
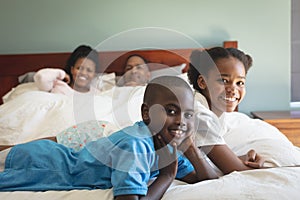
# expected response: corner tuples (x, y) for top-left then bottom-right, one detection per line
(223, 41), (238, 48)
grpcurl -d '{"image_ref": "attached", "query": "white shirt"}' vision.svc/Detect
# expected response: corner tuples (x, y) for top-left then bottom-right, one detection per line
(194, 96), (226, 147)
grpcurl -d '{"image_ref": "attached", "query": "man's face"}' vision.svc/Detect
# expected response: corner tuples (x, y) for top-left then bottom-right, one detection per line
(123, 56), (150, 86)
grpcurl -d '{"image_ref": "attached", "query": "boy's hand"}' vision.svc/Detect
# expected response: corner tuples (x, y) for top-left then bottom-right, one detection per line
(154, 135), (178, 177)
(243, 149), (265, 168)
(177, 134), (194, 153)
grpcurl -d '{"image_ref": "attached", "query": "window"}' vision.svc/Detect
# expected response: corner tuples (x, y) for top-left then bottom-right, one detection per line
(291, 0), (300, 107)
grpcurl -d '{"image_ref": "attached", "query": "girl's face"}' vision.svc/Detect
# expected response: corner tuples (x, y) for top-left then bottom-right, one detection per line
(71, 57), (97, 92)
(200, 57), (246, 116)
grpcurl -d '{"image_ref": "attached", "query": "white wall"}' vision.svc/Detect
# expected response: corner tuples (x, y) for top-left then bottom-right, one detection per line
(292, 0), (300, 102)
(0, 0), (291, 114)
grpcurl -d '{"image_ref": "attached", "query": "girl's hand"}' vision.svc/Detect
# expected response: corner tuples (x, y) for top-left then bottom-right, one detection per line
(154, 135), (178, 178)
(243, 149), (265, 168)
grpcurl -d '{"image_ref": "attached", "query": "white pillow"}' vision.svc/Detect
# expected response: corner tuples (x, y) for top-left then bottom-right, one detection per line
(221, 112), (300, 167)
(115, 63), (186, 86)
(18, 72), (36, 83)
(91, 72), (116, 92)
(150, 63), (186, 79)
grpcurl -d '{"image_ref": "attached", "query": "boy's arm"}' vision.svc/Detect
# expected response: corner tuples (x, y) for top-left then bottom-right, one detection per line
(179, 138), (219, 183)
(115, 135), (178, 200)
(0, 137), (57, 151)
(0, 145), (13, 151)
(115, 173), (175, 200)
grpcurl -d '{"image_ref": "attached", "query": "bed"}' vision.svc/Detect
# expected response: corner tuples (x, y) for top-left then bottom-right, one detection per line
(1, 40), (300, 199)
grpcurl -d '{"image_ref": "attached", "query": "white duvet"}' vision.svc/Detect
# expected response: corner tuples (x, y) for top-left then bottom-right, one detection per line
(0, 84), (145, 144)
(1, 83), (300, 199)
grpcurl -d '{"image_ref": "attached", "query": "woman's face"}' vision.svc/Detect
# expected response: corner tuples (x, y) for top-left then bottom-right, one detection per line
(71, 57), (96, 92)
(200, 57), (246, 116)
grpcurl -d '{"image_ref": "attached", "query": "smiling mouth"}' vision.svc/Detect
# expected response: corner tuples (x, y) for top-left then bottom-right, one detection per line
(169, 129), (185, 138)
(77, 76), (88, 81)
(222, 96), (239, 102)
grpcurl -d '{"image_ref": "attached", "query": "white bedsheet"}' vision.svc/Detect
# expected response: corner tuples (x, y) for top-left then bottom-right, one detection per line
(163, 166), (300, 200)
(0, 166), (299, 200)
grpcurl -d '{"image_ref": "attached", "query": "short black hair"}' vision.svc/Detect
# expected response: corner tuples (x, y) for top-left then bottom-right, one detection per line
(124, 54), (148, 71)
(143, 76), (193, 105)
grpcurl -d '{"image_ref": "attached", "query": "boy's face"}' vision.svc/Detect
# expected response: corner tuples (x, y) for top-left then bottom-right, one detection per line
(143, 87), (194, 146)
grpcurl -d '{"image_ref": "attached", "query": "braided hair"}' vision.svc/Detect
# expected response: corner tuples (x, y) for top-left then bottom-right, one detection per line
(187, 47), (253, 93)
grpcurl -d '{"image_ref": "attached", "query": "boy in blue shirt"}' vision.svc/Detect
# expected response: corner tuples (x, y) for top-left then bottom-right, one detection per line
(0, 76), (217, 199)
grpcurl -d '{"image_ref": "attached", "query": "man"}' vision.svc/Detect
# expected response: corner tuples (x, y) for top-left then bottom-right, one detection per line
(121, 54), (151, 86)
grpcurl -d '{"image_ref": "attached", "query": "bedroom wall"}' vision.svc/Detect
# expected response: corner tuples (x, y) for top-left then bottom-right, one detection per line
(0, 0), (291, 115)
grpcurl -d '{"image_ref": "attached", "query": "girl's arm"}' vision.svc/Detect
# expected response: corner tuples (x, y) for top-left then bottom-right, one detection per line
(202, 144), (265, 175)
(194, 106), (265, 175)
(239, 149), (265, 168)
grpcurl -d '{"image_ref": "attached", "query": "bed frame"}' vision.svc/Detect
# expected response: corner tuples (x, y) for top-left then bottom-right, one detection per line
(0, 41), (237, 104)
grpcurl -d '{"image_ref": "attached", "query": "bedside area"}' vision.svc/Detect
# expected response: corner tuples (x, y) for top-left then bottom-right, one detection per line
(251, 110), (300, 147)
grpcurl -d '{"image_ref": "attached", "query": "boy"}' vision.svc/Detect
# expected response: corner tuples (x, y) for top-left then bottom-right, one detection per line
(0, 76), (217, 199)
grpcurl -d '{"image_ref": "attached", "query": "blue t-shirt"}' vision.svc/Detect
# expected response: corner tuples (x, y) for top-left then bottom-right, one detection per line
(0, 121), (194, 196)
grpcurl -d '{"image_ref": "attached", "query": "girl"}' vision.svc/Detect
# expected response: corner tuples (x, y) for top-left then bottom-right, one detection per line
(188, 47), (265, 175)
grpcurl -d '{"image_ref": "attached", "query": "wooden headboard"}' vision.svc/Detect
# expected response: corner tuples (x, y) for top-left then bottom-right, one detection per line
(0, 41), (237, 104)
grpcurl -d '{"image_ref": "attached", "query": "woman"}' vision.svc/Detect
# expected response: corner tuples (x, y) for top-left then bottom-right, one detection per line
(34, 45), (100, 95)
